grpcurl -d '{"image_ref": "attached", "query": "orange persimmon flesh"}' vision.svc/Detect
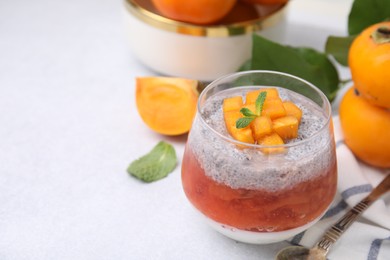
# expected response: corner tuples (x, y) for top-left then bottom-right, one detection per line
(262, 98), (287, 119)
(246, 88), (280, 103)
(283, 101), (302, 122)
(224, 110), (255, 144)
(223, 96), (244, 112)
(251, 116), (273, 140)
(136, 77), (199, 136)
(272, 116), (299, 140)
(258, 133), (285, 154)
(222, 88), (302, 151)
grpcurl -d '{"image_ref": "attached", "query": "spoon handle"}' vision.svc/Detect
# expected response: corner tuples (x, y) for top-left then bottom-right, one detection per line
(313, 172), (390, 256)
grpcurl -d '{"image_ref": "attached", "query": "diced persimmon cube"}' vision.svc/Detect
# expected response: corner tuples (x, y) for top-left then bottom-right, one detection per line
(224, 111), (240, 135)
(223, 111), (254, 144)
(241, 103), (256, 113)
(230, 127), (255, 144)
(258, 133), (285, 154)
(262, 98), (286, 119)
(251, 116), (273, 141)
(283, 101), (302, 122)
(272, 116), (299, 140)
(223, 96), (243, 112)
(245, 88), (280, 104)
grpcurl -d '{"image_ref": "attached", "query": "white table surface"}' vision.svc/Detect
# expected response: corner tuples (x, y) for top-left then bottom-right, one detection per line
(0, 0), (353, 259)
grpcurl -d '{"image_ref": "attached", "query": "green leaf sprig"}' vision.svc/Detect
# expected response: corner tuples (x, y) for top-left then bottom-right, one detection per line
(236, 91), (267, 129)
(127, 141), (177, 183)
(325, 0), (390, 66)
(240, 0), (390, 102)
(243, 35), (340, 102)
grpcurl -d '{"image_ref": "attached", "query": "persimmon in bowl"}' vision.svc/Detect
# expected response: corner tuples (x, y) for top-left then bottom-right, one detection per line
(123, 0), (288, 81)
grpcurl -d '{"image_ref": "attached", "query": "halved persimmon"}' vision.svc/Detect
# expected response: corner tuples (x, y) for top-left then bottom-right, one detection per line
(136, 77), (199, 136)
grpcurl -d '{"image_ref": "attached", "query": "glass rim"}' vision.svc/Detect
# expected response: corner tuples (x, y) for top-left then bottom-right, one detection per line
(197, 70), (333, 149)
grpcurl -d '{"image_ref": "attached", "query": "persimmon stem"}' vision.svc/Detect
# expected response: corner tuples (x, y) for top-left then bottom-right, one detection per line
(371, 26), (390, 44)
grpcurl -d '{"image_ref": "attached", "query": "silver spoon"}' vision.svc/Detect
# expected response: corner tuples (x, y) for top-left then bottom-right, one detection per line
(276, 172), (390, 260)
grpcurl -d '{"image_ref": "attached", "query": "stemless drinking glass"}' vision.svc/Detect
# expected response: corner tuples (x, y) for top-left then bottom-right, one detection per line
(181, 71), (337, 244)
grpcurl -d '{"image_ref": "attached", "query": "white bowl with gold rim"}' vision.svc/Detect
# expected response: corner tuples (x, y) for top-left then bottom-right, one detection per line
(123, 0), (288, 81)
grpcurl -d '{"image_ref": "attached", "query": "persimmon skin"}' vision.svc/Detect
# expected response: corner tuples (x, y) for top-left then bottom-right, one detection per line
(241, 0), (288, 5)
(151, 0), (237, 25)
(349, 22), (390, 109)
(219, 1), (259, 24)
(339, 87), (390, 168)
(135, 77), (199, 136)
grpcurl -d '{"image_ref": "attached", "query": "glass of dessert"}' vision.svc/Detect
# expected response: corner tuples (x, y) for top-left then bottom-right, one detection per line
(181, 70), (337, 244)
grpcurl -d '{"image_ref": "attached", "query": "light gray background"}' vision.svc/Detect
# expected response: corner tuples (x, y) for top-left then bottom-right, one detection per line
(0, 0), (352, 259)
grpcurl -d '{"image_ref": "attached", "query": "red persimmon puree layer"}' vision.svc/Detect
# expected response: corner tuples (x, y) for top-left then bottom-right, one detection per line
(182, 146), (337, 232)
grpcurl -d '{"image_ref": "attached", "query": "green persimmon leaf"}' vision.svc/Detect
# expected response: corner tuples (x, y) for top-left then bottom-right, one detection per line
(348, 0), (390, 35)
(249, 34), (340, 101)
(325, 35), (356, 66)
(127, 141), (177, 183)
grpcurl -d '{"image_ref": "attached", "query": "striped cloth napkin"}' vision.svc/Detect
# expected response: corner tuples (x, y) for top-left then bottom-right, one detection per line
(288, 116), (390, 260)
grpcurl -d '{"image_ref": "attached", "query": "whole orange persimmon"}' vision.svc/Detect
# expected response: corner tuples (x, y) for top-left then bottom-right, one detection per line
(349, 21), (390, 109)
(220, 1), (259, 24)
(339, 87), (390, 168)
(152, 0), (237, 25)
(241, 0), (288, 5)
